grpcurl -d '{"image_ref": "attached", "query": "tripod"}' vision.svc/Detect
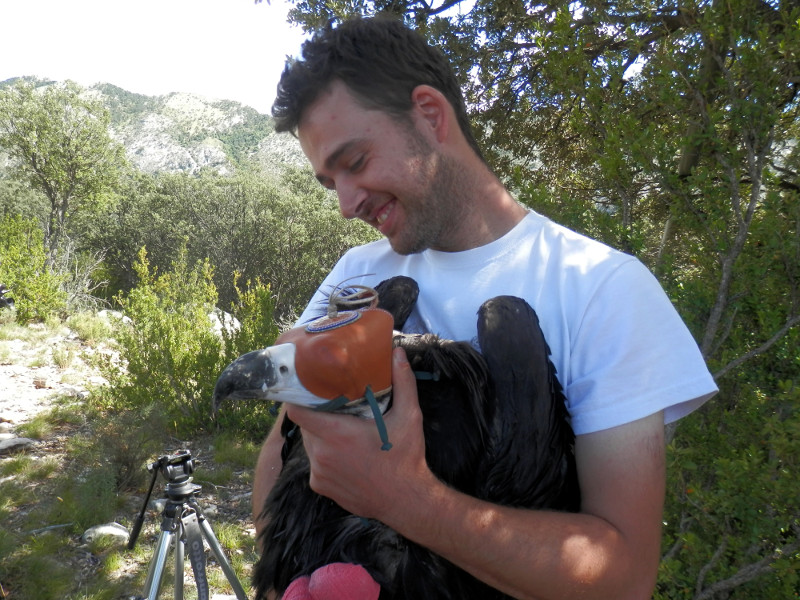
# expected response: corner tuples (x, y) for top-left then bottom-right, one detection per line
(128, 451), (248, 600)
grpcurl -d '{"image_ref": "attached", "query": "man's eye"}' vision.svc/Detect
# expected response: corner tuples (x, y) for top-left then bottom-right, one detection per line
(349, 156), (365, 172)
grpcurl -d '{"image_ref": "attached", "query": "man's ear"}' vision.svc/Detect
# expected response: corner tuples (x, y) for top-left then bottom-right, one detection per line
(410, 85), (450, 144)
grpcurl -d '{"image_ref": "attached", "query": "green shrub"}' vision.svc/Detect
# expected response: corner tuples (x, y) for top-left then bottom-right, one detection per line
(0, 214), (66, 323)
(657, 380), (800, 599)
(96, 246), (223, 434)
(97, 246), (279, 438)
(214, 271), (281, 439)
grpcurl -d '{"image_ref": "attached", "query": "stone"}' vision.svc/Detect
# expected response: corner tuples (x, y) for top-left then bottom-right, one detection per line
(0, 437), (36, 454)
(81, 522), (130, 547)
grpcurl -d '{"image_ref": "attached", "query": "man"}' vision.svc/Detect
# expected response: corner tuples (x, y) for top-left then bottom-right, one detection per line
(254, 16), (717, 599)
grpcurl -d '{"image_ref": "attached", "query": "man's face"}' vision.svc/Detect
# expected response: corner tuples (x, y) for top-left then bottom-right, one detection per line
(297, 80), (466, 255)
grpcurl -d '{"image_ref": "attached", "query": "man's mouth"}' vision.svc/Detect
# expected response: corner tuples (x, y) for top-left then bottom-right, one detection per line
(375, 201), (393, 227)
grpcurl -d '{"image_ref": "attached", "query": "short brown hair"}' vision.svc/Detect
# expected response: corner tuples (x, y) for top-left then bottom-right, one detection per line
(271, 16), (483, 159)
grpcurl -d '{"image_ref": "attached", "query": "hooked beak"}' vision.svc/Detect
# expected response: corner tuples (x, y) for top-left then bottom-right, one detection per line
(212, 343), (323, 413)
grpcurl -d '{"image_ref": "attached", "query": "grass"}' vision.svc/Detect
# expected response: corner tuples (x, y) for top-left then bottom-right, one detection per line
(0, 313), (262, 599)
(52, 345), (75, 369)
(0, 342), (11, 365)
(0, 400), (260, 600)
(66, 312), (114, 344)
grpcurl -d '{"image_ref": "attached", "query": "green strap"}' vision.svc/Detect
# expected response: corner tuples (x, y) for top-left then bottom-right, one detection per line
(312, 396), (352, 412)
(413, 370), (439, 381)
(364, 385), (392, 451)
(312, 389), (392, 451)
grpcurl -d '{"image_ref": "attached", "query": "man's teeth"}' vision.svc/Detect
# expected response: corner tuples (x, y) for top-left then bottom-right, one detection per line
(376, 206), (391, 225)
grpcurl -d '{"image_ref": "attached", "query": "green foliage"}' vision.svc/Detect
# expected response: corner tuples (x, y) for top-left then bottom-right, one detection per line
(0, 79), (128, 258)
(97, 246), (279, 438)
(99, 246), (226, 434)
(0, 214), (66, 322)
(216, 111), (276, 165)
(90, 166), (378, 321)
(659, 380), (800, 599)
(0, 175), (47, 222)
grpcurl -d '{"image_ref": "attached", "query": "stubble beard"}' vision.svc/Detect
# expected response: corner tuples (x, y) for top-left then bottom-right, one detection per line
(389, 134), (469, 256)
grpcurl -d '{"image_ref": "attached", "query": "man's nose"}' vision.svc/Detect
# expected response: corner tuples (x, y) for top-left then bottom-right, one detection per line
(337, 180), (366, 220)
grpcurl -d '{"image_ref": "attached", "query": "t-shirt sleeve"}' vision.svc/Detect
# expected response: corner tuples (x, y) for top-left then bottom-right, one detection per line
(564, 260), (718, 435)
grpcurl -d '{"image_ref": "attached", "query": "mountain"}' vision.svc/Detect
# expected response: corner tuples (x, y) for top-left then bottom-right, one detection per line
(2, 77), (305, 175)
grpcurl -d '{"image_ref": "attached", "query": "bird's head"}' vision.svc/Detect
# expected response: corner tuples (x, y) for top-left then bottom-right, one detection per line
(212, 307), (395, 416)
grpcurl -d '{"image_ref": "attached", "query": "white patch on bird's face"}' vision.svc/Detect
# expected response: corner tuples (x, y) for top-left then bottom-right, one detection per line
(257, 343), (331, 408)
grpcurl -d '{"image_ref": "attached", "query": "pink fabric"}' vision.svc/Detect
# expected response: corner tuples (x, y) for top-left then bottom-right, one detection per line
(283, 563), (381, 600)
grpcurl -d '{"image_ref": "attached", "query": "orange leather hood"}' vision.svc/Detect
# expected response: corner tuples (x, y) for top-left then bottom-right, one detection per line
(276, 308), (394, 403)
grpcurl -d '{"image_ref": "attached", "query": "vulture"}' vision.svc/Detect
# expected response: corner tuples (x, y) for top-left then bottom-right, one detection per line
(212, 276), (580, 600)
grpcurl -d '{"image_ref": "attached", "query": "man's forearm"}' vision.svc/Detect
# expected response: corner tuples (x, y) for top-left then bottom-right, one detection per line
(379, 480), (652, 600)
(252, 406), (288, 540)
(370, 412), (666, 600)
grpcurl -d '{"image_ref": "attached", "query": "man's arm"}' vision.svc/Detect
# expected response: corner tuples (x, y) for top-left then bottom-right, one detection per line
(285, 347), (666, 600)
(252, 404), (288, 540)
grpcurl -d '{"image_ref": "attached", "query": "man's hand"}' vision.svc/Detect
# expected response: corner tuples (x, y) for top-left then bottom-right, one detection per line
(284, 347), (438, 521)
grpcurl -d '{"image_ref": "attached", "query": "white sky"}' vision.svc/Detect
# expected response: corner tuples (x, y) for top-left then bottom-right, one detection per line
(0, 0), (308, 115)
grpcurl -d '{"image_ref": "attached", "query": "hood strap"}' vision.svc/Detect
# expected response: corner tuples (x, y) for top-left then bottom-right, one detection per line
(413, 370), (440, 381)
(312, 385), (392, 452)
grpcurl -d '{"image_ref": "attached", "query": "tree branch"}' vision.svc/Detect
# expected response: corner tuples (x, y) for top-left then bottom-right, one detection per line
(713, 314), (800, 379)
(694, 529), (800, 600)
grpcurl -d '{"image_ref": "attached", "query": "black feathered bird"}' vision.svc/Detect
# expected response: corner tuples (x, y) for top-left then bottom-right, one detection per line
(212, 276), (580, 600)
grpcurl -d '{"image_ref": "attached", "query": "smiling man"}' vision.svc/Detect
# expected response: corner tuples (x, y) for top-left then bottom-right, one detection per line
(253, 16), (717, 600)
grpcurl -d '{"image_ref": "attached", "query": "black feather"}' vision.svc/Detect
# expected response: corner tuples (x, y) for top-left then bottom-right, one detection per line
(251, 277), (580, 600)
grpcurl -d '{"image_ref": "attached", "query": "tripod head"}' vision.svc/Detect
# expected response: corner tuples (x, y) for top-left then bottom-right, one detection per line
(149, 449), (194, 482)
(128, 449), (200, 550)
(148, 450), (200, 500)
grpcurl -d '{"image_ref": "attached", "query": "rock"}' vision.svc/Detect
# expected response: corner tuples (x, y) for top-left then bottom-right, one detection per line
(98, 309), (132, 326)
(59, 386), (92, 400)
(0, 432), (16, 441)
(0, 422), (13, 433)
(208, 308), (241, 338)
(0, 437), (36, 455)
(81, 522), (130, 547)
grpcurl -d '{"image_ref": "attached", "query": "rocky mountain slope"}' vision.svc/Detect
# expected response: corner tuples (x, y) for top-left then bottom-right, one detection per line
(2, 77), (305, 175)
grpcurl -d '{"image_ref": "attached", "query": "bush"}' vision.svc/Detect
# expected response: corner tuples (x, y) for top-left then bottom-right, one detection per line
(97, 246), (279, 438)
(657, 380), (800, 599)
(0, 214), (66, 323)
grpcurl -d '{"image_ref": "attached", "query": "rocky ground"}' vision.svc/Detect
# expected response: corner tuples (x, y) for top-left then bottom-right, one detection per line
(0, 323), (105, 426)
(0, 320), (257, 599)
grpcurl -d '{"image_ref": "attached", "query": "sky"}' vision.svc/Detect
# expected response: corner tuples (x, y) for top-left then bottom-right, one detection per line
(0, 0), (308, 114)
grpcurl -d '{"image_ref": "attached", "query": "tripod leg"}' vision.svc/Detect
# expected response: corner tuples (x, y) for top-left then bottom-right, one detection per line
(174, 529), (185, 600)
(141, 530), (174, 600)
(198, 517), (248, 600)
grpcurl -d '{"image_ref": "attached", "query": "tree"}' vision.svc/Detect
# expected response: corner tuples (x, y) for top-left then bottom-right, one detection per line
(0, 79), (128, 260)
(88, 166), (378, 321)
(281, 1), (800, 596)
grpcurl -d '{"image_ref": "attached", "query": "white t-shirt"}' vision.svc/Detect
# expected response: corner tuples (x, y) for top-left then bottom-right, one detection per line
(297, 211), (718, 435)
